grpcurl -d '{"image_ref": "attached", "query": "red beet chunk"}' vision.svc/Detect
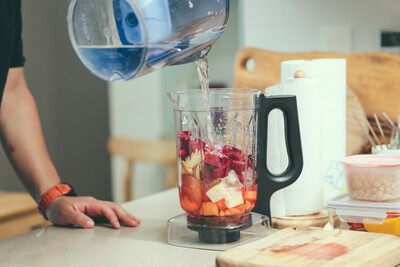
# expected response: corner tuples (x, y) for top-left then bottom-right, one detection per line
(213, 166), (227, 179)
(238, 173), (244, 183)
(222, 145), (242, 155)
(221, 156), (231, 167)
(190, 138), (205, 153)
(178, 131), (193, 160)
(222, 145), (231, 154)
(178, 131), (192, 139)
(204, 153), (221, 167)
(179, 149), (187, 158)
(228, 152), (243, 162)
(231, 160), (245, 174)
(247, 155), (254, 169)
(204, 165), (215, 183)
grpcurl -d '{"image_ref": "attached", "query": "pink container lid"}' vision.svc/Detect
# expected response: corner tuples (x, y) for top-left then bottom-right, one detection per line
(340, 155), (400, 168)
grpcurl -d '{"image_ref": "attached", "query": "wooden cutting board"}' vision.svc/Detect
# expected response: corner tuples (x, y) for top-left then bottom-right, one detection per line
(216, 227), (400, 267)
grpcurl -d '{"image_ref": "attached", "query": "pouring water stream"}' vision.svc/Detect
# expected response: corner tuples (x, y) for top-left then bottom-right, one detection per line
(196, 56), (216, 150)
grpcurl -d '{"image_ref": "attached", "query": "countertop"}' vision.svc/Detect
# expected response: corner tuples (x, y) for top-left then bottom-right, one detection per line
(0, 188), (220, 267)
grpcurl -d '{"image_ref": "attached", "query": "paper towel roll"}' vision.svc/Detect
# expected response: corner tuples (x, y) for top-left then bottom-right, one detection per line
(281, 59), (347, 201)
(266, 77), (323, 217)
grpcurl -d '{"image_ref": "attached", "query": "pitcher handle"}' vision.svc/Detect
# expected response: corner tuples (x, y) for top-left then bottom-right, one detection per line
(253, 95), (303, 219)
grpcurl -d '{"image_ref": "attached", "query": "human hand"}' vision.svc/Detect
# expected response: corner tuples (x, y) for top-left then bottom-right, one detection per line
(45, 196), (140, 229)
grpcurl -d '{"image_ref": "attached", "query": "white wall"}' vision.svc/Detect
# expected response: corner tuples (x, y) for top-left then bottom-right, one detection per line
(241, 0), (400, 54)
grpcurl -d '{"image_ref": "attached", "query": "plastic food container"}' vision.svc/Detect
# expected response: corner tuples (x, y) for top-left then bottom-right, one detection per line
(327, 194), (400, 236)
(340, 155), (400, 201)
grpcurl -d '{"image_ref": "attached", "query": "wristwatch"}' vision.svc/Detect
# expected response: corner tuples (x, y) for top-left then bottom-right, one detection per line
(38, 183), (77, 219)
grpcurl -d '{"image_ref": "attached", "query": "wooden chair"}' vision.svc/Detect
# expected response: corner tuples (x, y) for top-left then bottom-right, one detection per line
(108, 138), (178, 202)
(234, 48), (400, 155)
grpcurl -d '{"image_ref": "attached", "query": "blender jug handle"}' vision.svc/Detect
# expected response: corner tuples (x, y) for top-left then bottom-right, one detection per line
(253, 95), (303, 219)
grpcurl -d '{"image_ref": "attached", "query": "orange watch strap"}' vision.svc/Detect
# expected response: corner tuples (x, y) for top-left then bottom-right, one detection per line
(38, 184), (75, 216)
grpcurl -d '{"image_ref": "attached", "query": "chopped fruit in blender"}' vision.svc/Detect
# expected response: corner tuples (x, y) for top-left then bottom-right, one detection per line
(204, 165), (215, 183)
(184, 150), (201, 169)
(227, 152), (243, 162)
(192, 164), (200, 179)
(247, 155), (254, 169)
(216, 199), (228, 211)
(181, 161), (192, 175)
(177, 130), (257, 218)
(244, 191), (257, 202)
(180, 196), (200, 212)
(236, 203), (245, 212)
(224, 206), (244, 216)
(182, 175), (201, 190)
(181, 175), (203, 205)
(222, 145), (242, 155)
(238, 173), (244, 184)
(178, 131), (192, 160)
(245, 200), (253, 211)
(225, 189), (244, 208)
(223, 170), (242, 188)
(200, 202), (219, 216)
(179, 149), (188, 159)
(221, 156), (231, 167)
(178, 131), (192, 139)
(204, 153), (221, 167)
(213, 166), (227, 179)
(231, 160), (245, 174)
(206, 180), (228, 203)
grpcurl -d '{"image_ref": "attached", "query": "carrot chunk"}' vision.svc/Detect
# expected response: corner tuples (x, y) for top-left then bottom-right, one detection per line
(181, 196), (200, 212)
(216, 199), (228, 211)
(245, 191), (257, 202)
(200, 202), (219, 216)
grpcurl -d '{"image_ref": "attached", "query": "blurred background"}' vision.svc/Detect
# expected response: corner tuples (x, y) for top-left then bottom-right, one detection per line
(0, 0), (399, 202)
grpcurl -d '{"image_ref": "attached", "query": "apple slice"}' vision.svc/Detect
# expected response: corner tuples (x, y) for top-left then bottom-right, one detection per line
(206, 180), (228, 203)
(181, 161), (192, 175)
(184, 150), (201, 169)
(192, 163), (201, 179)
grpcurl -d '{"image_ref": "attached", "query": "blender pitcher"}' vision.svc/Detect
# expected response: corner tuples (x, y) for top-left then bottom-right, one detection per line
(67, 0), (229, 81)
(168, 88), (303, 244)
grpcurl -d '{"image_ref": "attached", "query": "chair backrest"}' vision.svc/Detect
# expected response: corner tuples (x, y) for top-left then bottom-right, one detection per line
(233, 48), (400, 155)
(108, 137), (177, 202)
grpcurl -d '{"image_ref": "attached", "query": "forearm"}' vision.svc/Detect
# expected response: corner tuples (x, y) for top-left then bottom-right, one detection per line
(0, 68), (60, 202)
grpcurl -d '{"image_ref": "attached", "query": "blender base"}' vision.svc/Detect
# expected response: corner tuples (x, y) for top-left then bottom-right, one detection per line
(187, 213), (253, 244)
(167, 212), (273, 251)
(197, 228), (240, 244)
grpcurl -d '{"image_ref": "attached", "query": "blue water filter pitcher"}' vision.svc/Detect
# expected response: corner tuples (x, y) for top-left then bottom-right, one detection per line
(68, 0), (229, 81)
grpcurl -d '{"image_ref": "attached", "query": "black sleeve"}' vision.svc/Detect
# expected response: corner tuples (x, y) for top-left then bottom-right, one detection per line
(10, 0), (25, 68)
